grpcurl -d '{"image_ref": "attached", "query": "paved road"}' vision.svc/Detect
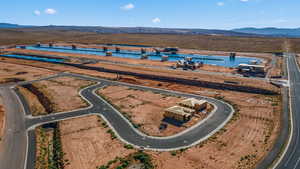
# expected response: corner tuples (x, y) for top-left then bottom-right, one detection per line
(0, 73), (234, 169)
(272, 53), (300, 169)
(0, 87), (27, 169)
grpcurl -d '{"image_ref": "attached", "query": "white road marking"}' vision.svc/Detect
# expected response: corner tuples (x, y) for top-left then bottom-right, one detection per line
(272, 54), (294, 169)
(293, 157), (300, 169)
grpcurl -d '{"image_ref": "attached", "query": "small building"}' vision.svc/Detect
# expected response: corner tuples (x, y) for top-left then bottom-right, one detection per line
(106, 51), (112, 56)
(179, 98), (208, 112)
(164, 106), (194, 122)
(237, 64), (265, 73)
(163, 47), (179, 53)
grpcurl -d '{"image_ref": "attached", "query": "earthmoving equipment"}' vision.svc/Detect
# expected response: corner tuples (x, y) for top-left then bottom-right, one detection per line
(175, 57), (201, 70)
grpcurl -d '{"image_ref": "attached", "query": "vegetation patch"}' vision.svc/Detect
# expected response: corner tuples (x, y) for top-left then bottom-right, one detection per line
(97, 151), (154, 169)
(35, 123), (69, 169)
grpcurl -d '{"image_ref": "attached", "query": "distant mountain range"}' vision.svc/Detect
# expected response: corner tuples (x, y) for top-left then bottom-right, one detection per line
(232, 27), (300, 37)
(1, 23), (300, 38)
(0, 23), (33, 28)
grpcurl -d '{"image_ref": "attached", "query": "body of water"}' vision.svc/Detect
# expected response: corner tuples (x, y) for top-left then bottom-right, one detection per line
(0, 54), (64, 63)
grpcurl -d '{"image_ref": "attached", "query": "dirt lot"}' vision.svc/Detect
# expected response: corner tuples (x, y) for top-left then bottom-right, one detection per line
(268, 57), (284, 78)
(19, 77), (94, 116)
(0, 97), (5, 142)
(58, 79), (281, 169)
(0, 57), (281, 168)
(0, 56), (278, 94)
(87, 61), (276, 92)
(116, 78), (281, 169)
(98, 85), (212, 136)
(59, 115), (135, 169)
(0, 61), (56, 84)
(18, 86), (46, 116)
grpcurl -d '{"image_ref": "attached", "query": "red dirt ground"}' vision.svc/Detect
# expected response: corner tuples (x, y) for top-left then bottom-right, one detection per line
(99, 85), (212, 137)
(18, 77), (94, 116)
(0, 61), (56, 83)
(0, 97), (5, 142)
(60, 115), (135, 169)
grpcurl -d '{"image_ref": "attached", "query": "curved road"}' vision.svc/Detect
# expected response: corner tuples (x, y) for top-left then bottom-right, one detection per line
(0, 73), (234, 169)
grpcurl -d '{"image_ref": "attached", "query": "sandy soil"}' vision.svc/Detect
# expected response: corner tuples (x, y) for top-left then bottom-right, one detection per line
(33, 77), (94, 112)
(0, 56), (277, 94)
(99, 85), (211, 136)
(60, 115), (135, 169)
(0, 57), (119, 80)
(0, 97), (5, 142)
(268, 57), (284, 78)
(117, 78), (281, 169)
(0, 61), (56, 84)
(58, 80), (280, 169)
(88, 61), (277, 92)
(19, 77), (94, 115)
(18, 86), (46, 116)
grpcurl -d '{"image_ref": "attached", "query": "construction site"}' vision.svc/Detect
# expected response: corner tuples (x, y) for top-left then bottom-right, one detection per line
(0, 41), (286, 169)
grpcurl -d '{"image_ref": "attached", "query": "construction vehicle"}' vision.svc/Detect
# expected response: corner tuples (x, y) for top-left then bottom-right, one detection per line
(163, 47), (179, 53)
(174, 57), (202, 70)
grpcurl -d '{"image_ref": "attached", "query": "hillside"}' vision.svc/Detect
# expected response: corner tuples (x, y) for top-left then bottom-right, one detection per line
(233, 27), (300, 37)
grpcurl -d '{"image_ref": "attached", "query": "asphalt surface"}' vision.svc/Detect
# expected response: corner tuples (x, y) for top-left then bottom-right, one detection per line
(256, 55), (289, 169)
(0, 87), (27, 169)
(272, 53), (300, 169)
(0, 72), (234, 169)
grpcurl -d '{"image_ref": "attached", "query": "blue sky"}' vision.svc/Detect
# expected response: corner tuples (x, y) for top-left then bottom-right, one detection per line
(0, 0), (299, 29)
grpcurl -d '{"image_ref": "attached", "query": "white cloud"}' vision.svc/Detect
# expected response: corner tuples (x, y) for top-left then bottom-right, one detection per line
(217, 2), (225, 6)
(121, 3), (135, 10)
(152, 17), (161, 24)
(240, 0), (249, 2)
(45, 8), (57, 15)
(34, 10), (41, 16)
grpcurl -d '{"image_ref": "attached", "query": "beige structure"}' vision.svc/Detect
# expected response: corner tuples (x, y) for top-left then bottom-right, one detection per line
(238, 64), (265, 73)
(164, 106), (194, 122)
(106, 51), (112, 56)
(179, 98), (208, 112)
